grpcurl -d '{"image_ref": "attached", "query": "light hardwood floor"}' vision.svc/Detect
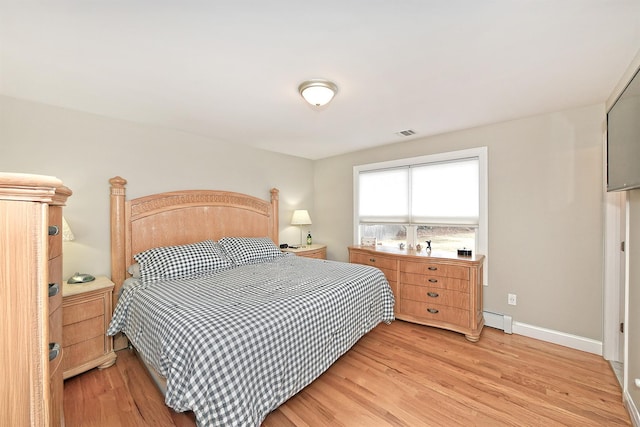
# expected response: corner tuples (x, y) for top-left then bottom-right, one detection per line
(63, 321), (631, 426)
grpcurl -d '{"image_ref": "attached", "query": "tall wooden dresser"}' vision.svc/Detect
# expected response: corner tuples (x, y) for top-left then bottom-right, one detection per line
(0, 173), (71, 426)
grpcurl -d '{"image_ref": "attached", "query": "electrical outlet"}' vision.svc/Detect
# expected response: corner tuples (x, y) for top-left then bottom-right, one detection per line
(508, 293), (517, 305)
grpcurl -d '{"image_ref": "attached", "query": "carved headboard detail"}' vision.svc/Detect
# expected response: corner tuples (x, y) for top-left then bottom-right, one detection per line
(109, 176), (279, 304)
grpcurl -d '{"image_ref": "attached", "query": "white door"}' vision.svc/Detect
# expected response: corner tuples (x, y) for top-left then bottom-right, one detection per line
(603, 190), (625, 364)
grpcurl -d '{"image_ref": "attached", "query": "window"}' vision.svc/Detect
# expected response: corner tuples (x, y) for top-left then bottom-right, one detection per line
(354, 147), (488, 282)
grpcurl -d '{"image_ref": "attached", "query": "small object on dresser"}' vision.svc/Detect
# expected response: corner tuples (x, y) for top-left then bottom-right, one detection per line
(361, 237), (377, 247)
(67, 272), (95, 284)
(457, 247), (472, 257)
(306, 232), (312, 245)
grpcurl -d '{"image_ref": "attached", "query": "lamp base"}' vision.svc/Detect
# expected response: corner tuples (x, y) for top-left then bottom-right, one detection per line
(299, 226), (306, 248)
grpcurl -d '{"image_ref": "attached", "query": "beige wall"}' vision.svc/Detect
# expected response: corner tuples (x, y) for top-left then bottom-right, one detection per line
(315, 104), (605, 341)
(0, 95), (314, 280)
(0, 94), (609, 342)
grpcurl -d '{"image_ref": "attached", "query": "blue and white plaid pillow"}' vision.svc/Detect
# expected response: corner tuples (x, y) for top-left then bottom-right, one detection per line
(134, 240), (234, 283)
(218, 237), (284, 266)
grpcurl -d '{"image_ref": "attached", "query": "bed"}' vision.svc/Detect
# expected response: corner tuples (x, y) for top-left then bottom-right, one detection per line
(105, 177), (395, 426)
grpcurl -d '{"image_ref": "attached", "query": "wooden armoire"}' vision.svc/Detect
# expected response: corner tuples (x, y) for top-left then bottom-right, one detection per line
(0, 172), (72, 426)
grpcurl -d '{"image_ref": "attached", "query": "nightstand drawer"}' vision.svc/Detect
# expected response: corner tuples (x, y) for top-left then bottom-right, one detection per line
(63, 335), (105, 372)
(63, 298), (104, 325)
(63, 315), (104, 347)
(301, 247), (326, 259)
(282, 244), (327, 259)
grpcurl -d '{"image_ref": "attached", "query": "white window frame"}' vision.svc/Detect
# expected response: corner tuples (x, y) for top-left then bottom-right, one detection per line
(353, 147), (489, 286)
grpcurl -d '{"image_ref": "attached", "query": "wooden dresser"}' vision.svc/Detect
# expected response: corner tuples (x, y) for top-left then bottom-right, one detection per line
(349, 245), (484, 342)
(0, 173), (71, 426)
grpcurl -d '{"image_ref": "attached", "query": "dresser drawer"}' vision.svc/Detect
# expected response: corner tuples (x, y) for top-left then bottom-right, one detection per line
(49, 284), (63, 316)
(63, 298), (104, 325)
(350, 250), (398, 284)
(48, 207), (62, 259)
(401, 260), (469, 280)
(48, 257), (63, 314)
(400, 272), (470, 293)
(401, 283), (469, 310)
(350, 251), (398, 271)
(49, 304), (63, 345)
(63, 335), (105, 372)
(64, 315), (104, 347)
(49, 357), (64, 427)
(401, 299), (470, 326)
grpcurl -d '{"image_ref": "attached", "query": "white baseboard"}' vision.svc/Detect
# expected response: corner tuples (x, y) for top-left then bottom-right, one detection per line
(625, 390), (640, 427)
(484, 311), (512, 334)
(483, 311), (602, 355)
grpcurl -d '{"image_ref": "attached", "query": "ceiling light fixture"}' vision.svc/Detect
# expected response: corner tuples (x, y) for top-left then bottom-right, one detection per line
(298, 79), (338, 107)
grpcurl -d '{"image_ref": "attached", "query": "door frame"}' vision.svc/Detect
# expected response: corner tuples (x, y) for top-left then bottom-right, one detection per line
(603, 190), (626, 362)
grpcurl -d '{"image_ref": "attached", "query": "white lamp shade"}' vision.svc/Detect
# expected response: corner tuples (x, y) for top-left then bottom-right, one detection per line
(298, 80), (338, 107)
(62, 216), (75, 242)
(291, 209), (312, 225)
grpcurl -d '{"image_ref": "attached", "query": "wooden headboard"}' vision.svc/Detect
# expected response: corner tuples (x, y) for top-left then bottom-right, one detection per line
(109, 176), (279, 302)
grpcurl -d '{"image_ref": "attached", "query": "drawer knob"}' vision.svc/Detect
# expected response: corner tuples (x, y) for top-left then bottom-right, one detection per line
(428, 278), (438, 283)
(427, 266), (438, 271)
(427, 308), (439, 314)
(48, 283), (60, 297)
(427, 291), (439, 298)
(49, 343), (61, 362)
(369, 258), (375, 262)
(48, 225), (60, 236)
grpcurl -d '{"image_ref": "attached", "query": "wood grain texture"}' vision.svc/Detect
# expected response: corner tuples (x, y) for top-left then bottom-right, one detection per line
(62, 277), (116, 379)
(0, 173), (70, 427)
(63, 321), (630, 426)
(350, 246), (484, 341)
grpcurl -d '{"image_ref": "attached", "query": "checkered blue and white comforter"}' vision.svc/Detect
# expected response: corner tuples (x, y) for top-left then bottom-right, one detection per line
(108, 255), (395, 426)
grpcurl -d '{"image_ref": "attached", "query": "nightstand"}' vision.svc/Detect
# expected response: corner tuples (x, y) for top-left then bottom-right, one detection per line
(282, 244), (327, 259)
(62, 275), (117, 379)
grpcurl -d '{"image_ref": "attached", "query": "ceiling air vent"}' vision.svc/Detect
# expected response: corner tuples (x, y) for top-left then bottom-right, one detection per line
(395, 129), (416, 137)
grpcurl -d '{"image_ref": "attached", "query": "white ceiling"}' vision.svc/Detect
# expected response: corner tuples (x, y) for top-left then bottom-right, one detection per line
(2, 1), (639, 160)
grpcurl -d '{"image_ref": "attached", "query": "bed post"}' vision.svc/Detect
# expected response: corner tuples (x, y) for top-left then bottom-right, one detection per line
(270, 188), (279, 245)
(109, 176), (127, 294)
(109, 176), (128, 350)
